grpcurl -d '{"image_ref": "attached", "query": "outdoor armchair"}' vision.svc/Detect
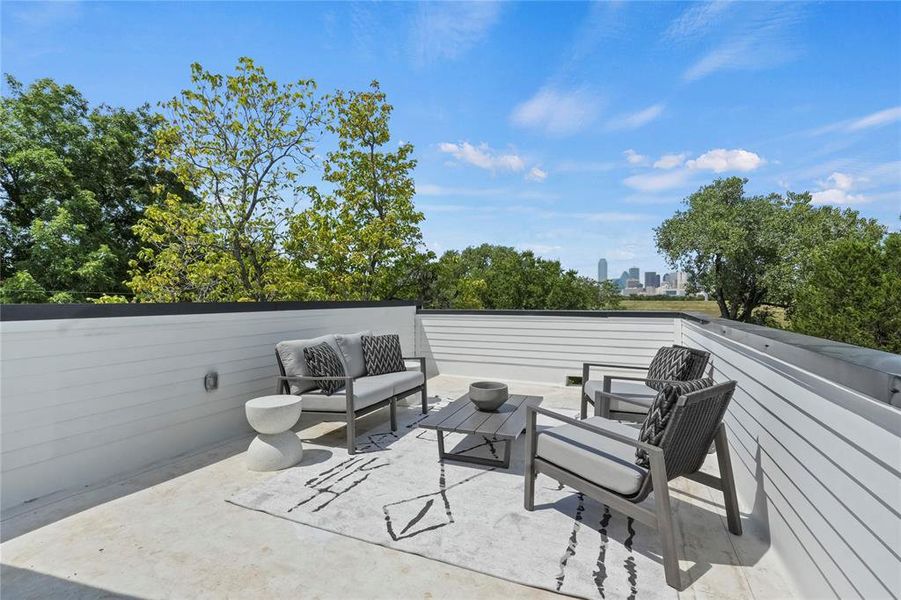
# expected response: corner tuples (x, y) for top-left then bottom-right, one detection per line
(524, 380), (741, 590)
(581, 344), (712, 419)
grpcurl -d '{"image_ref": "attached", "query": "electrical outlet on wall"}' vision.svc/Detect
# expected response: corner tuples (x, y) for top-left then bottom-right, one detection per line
(204, 371), (218, 392)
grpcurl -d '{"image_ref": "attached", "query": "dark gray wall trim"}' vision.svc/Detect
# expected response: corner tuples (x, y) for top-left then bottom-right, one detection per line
(0, 300), (417, 322)
(418, 308), (709, 323)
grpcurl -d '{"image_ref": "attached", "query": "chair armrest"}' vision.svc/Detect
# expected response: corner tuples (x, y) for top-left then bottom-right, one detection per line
(402, 356), (426, 372)
(583, 362), (648, 371)
(526, 405), (658, 454)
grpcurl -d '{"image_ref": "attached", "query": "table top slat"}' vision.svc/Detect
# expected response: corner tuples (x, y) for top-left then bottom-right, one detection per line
(418, 394), (474, 429)
(494, 395), (542, 439)
(417, 392), (542, 440)
(467, 394), (527, 437)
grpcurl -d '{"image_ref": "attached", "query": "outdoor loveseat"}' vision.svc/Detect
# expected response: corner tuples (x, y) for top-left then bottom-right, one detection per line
(275, 331), (427, 454)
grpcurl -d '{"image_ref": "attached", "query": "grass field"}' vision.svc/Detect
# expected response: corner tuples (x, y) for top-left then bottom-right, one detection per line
(620, 299), (788, 326)
(620, 299), (722, 317)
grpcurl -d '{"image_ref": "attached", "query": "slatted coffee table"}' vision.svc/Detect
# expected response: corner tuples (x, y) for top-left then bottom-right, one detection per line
(418, 393), (542, 468)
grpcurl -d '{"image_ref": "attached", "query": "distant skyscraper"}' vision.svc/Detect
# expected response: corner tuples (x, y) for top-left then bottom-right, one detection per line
(617, 270), (630, 289)
(644, 271), (660, 288)
(628, 267), (639, 281)
(597, 258), (608, 282)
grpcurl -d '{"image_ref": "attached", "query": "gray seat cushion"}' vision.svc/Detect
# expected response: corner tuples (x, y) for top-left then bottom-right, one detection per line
(389, 370), (424, 395)
(335, 330), (372, 379)
(584, 379), (655, 413)
(277, 335), (341, 394)
(300, 371), (423, 412)
(536, 417), (647, 496)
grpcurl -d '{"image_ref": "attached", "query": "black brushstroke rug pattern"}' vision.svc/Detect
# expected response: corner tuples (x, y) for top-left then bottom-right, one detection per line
(228, 399), (675, 600)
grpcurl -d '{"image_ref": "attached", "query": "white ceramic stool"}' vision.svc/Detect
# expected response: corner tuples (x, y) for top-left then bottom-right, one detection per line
(245, 395), (303, 471)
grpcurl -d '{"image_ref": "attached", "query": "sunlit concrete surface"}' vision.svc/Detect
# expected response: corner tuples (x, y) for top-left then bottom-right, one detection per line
(1, 375), (797, 599)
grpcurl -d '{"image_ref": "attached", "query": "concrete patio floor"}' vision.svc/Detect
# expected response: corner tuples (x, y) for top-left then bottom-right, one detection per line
(0, 375), (798, 599)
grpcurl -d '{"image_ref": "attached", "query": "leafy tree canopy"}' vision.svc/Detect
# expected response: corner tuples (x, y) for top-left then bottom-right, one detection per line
(287, 81), (429, 300)
(421, 244), (622, 310)
(655, 177), (884, 322)
(0, 75), (187, 302)
(790, 233), (900, 353)
(128, 58), (328, 302)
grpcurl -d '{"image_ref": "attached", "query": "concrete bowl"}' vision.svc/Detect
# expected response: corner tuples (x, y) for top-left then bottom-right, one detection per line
(469, 381), (509, 411)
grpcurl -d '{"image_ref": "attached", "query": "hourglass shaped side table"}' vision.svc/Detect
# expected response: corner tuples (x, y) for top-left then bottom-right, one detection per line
(245, 395), (303, 471)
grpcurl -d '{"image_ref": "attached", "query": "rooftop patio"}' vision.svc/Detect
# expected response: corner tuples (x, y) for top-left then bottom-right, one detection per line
(1, 302), (899, 599)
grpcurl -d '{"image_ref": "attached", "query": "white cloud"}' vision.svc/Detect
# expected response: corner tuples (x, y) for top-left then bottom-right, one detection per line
(606, 104), (664, 131)
(526, 166), (547, 182)
(826, 172), (854, 191)
(848, 106), (901, 131)
(665, 1), (732, 41)
(681, 3), (803, 81)
(438, 142), (525, 172)
(686, 149), (764, 173)
(813, 106), (901, 135)
(811, 189), (867, 205)
(412, 2), (501, 64)
(623, 170), (691, 192)
(811, 172), (868, 205)
(510, 87), (600, 135)
(653, 153), (687, 170)
(623, 149), (648, 166)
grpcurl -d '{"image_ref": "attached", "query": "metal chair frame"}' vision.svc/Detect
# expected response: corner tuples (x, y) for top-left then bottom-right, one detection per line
(580, 345), (713, 420)
(524, 381), (741, 589)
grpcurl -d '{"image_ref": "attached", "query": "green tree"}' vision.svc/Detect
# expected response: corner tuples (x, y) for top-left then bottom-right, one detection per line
(790, 233), (901, 353)
(0, 75), (185, 302)
(422, 244), (621, 310)
(655, 177), (883, 322)
(287, 81), (428, 300)
(128, 58), (327, 301)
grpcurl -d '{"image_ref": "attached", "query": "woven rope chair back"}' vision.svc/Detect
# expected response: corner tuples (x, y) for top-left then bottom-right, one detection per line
(658, 380), (736, 479)
(627, 380), (736, 503)
(673, 344), (712, 380)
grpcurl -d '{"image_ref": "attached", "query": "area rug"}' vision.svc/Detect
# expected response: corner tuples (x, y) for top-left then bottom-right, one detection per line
(228, 398), (676, 600)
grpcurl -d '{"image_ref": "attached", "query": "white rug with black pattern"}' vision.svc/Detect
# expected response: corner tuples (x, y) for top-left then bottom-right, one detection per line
(228, 398), (676, 600)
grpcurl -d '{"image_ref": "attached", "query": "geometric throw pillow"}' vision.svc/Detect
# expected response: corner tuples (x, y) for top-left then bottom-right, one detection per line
(303, 342), (346, 396)
(361, 334), (406, 376)
(635, 378), (713, 468)
(645, 346), (694, 391)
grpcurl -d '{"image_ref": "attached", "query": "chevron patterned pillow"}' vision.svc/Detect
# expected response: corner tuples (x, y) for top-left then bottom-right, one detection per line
(303, 342), (346, 396)
(645, 346), (694, 391)
(361, 334), (406, 376)
(635, 378), (713, 468)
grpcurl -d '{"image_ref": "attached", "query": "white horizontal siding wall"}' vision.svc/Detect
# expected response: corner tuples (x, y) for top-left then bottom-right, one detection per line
(417, 312), (677, 385)
(681, 321), (901, 600)
(0, 305), (415, 511)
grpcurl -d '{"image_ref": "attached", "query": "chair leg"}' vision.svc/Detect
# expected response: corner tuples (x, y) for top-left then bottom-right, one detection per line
(345, 385), (356, 455)
(523, 408), (537, 511)
(421, 381), (428, 414)
(594, 390), (611, 418)
(580, 393), (589, 420)
(649, 450), (681, 590)
(715, 425), (742, 535)
(390, 398), (397, 431)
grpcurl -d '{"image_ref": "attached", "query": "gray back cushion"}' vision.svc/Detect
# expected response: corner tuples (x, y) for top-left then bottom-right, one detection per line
(276, 334), (341, 395)
(334, 330), (372, 379)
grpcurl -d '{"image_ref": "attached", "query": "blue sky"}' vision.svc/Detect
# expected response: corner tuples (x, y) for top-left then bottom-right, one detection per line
(3, 1), (900, 279)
